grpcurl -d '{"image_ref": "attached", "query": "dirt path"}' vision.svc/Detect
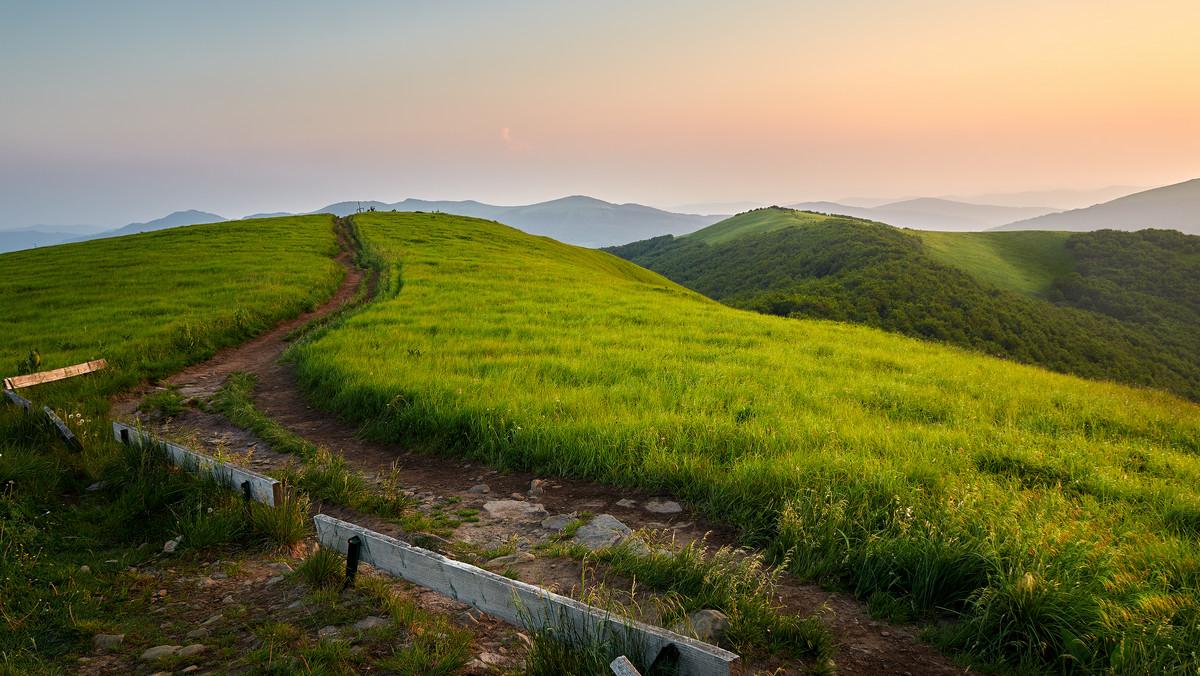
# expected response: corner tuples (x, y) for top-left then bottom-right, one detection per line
(112, 223), (967, 676)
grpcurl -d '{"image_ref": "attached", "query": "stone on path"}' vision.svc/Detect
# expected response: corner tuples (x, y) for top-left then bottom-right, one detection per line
(318, 626), (341, 639)
(176, 644), (206, 658)
(540, 514), (576, 530)
(615, 498), (637, 508)
(468, 484), (490, 494)
(162, 537), (182, 553)
(573, 514), (632, 549)
(644, 499), (683, 514)
(93, 634), (124, 649)
(266, 562), (293, 573)
(140, 645), (181, 660)
(484, 552), (535, 569)
(483, 500), (547, 521)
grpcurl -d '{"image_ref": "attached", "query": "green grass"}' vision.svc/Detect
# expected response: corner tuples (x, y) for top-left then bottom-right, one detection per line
(289, 211), (1200, 673)
(0, 215), (342, 410)
(683, 207), (836, 245)
(917, 229), (1075, 298)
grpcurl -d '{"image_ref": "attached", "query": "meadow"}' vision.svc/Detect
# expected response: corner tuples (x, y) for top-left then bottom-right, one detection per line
(0, 215), (343, 409)
(290, 212), (1200, 673)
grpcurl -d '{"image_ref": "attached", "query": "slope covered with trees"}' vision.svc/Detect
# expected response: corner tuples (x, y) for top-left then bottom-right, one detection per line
(606, 209), (1200, 401)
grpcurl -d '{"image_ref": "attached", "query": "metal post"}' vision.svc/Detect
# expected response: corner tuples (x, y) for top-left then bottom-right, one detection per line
(344, 536), (362, 589)
(241, 480), (252, 505)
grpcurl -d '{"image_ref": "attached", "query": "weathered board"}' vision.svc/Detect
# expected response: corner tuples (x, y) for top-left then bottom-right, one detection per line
(44, 406), (83, 451)
(112, 421), (282, 507)
(4, 358), (107, 390)
(3, 389), (33, 410)
(610, 655), (643, 676)
(314, 514), (738, 676)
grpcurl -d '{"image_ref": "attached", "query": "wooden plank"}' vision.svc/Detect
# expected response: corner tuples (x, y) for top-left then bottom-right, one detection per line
(44, 406), (83, 451)
(4, 358), (107, 390)
(112, 421), (281, 507)
(611, 655), (643, 676)
(3, 389), (33, 410)
(314, 514), (738, 676)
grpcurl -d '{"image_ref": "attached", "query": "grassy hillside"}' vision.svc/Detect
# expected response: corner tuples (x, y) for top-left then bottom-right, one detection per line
(0, 215), (343, 408)
(683, 207), (836, 245)
(290, 211), (1200, 673)
(916, 229), (1074, 297)
(607, 209), (1200, 403)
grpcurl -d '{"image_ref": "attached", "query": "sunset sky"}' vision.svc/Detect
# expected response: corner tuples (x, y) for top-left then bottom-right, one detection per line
(3, 1), (1198, 227)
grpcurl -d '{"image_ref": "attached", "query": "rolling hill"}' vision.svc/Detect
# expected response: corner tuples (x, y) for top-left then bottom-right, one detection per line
(788, 198), (1057, 231)
(285, 211), (1200, 672)
(993, 177), (1200, 234)
(606, 208), (1200, 402)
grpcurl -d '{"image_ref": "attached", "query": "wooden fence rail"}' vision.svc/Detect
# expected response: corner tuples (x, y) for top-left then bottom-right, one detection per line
(112, 421), (282, 507)
(4, 358), (107, 390)
(314, 514), (738, 676)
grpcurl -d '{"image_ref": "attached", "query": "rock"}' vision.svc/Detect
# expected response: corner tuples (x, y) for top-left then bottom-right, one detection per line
(162, 537), (181, 554)
(180, 667), (201, 674)
(540, 514), (576, 530)
(484, 552), (535, 569)
(483, 500), (548, 521)
(186, 627), (210, 640)
(78, 565), (91, 574)
(669, 609), (729, 644)
(573, 514), (633, 549)
(265, 576), (285, 586)
(287, 600), (303, 610)
(202, 614), (223, 626)
(590, 514), (633, 535)
(615, 498), (637, 508)
(140, 645), (181, 660)
(93, 633), (124, 648)
(210, 571), (228, 579)
(266, 562), (293, 573)
(352, 615), (392, 630)
(221, 595), (235, 604)
(477, 652), (506, 666)
(455, 610), (483, 626)
(510, 493), (525, 500)
(465, 658), (488, 670)
(196, 577), (217, 588)
(176, 644), (206, 658)
(644, 499), (683, 514)
(85, 481), (105, 492)
(529, 479), (545, 495)
(467, 484), (490, 494)
(317, 626), (341, 639)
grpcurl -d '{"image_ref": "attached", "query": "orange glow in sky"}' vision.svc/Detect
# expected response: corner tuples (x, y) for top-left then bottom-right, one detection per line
(2, 1), (1198, 225)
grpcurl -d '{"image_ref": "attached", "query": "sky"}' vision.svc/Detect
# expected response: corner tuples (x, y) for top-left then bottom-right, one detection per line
(2, 0), (1199, 228)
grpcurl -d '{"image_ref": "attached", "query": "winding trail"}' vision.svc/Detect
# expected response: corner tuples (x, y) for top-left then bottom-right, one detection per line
(113, 219), (966, 676)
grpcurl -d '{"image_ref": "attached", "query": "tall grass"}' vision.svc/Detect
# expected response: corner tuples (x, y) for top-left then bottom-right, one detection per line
(0, 215), (342, 409)
(288, 212), (1200, 673)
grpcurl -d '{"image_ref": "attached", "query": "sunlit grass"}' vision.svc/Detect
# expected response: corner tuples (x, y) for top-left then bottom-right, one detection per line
(289, 212), (1200, 672)
(0, 215), (343, 408)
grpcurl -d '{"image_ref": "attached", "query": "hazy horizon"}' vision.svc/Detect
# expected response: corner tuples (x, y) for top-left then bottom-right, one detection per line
(3, 1), (1197, 229)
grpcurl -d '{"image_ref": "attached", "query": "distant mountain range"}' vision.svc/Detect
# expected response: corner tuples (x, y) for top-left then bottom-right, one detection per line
(990, 179), (1200, 235)
(308, 195), (724, 248)
(786, 198), (1058, 231)
(3, 179), (1195, 254)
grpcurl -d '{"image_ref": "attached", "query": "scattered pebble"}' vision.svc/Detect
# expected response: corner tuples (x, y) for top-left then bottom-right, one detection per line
(140, 645), (181, 660)
(615, 498), (637, 508)
(318, 626), (341, 639)
(484, 552), (535, 569)
(265, 576), (285, 586)
(267, 562), (293, 573)
(162, 537), (182, 554)
(93, 634), (124, 649)
(78, 564), (90, 574)
(352, 616), (392, 630)
(644, 499), (683, 514)
(177, 644), (206, 658)
(468, 484), (490, 494)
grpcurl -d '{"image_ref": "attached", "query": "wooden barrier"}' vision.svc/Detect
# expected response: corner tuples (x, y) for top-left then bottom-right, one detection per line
(4, 358), (107, 390)
(315, 514), (738, 676)
(3, 389), (33, 410)
(44, 406), (83, 451)
(112, 421), (282, 507)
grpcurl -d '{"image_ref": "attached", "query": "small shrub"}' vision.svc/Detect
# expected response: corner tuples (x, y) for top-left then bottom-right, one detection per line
(298, 546), (345, 590)
(248, 490), (311, 547)
(174, 499), (245, 551)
